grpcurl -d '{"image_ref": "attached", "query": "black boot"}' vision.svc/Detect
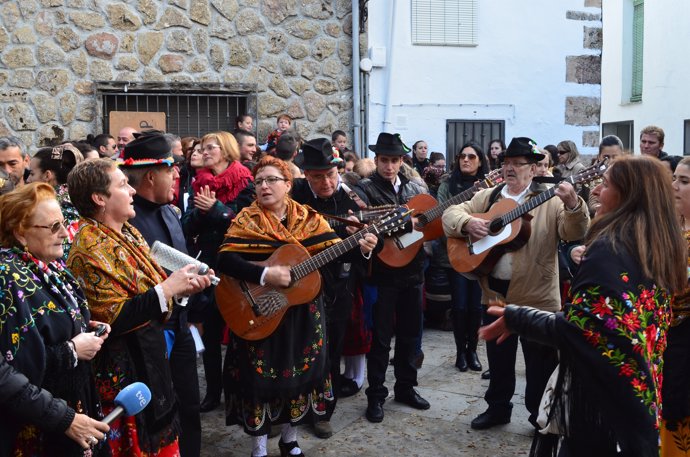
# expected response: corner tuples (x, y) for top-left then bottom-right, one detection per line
(452, 309), (469, 371)
(466, 306), (483, 372)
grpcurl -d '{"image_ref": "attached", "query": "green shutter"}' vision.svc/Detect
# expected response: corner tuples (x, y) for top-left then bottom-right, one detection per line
(631, 0), (644, 102)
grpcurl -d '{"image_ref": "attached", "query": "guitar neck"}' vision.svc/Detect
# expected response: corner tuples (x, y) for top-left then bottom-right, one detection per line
(419, 182), (485, 227)
(290, 226), (377, 280)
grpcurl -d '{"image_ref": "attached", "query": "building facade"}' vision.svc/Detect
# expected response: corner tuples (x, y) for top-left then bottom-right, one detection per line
(364, 0), (602, 161)
(600, 0), (690, 155)
(0, 0), (358, 149)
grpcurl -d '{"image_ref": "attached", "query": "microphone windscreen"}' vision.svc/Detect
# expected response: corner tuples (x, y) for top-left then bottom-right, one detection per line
(149, 241), (219, 285)
(114, 382), (151, 416)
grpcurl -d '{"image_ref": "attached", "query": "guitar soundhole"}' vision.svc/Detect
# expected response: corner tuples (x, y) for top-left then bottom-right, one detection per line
(255, 290), (288, 317)
(489, 217), (504, 235)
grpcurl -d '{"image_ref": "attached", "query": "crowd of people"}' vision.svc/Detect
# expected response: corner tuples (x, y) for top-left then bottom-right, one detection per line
(0, 116), (687, 457)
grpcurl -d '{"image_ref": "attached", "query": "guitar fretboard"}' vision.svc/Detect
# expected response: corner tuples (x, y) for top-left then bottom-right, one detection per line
(290, 224), (380, 281)
(419, 171), (501, 227)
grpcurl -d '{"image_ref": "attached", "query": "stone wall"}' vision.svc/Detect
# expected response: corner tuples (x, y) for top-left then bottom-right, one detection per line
(564, 2), (602, 149)
(0, 0), (357, 149)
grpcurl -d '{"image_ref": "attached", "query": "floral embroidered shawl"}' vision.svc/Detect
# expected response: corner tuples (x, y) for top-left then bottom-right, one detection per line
(536, 237), (670, 457)
(67, 218), (167, 326)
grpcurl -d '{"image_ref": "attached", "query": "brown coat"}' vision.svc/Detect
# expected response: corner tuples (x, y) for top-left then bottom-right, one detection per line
(442, 182), (589, 312)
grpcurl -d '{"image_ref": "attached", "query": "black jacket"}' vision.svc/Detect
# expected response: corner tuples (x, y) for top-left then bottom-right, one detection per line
(357, 172), (427, 286)
(291, 179), (374, 322)
(130, 194), (196, 328)
(0, 357), (74, 457)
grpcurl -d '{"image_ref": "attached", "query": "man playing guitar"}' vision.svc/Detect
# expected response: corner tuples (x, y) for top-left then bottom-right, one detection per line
(442, 137), (589, 430)
(357, 132), (430, 423)
(291, 138), (375, 439)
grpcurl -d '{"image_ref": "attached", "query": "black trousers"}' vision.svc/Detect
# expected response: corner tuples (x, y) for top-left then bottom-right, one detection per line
(482, 308), (558, 425)
(170, 327), (201, 457)
(201, 299), (224, 401)
(365, 283), (423, 401)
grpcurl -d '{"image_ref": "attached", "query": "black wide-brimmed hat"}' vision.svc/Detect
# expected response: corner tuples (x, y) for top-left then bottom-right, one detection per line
(294, 138), (343, 170)
(503, 137), (544, 161)
(368, 132), (410, 156)
(120, 131), (178, 167)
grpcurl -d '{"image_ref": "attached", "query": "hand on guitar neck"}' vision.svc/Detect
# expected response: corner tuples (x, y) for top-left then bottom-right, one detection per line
(553, 181), (579, 210)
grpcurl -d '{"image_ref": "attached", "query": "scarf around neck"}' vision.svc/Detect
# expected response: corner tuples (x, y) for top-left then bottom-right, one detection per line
(67, 218), (167, 326)
(192, 160), (253, 204)
(220, 198), (337, 256)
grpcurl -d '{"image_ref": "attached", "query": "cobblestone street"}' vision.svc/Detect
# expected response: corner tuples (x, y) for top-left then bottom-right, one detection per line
(197, 328), (533, 456)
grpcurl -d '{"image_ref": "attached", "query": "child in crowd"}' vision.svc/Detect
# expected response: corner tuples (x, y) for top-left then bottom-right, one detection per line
(332, 130), (350, 153)
(265, 114), (292, 150)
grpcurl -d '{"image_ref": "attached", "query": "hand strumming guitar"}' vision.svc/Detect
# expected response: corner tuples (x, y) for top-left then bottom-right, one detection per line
(265, 265), (292, 287)
(464, 217), (490, 239)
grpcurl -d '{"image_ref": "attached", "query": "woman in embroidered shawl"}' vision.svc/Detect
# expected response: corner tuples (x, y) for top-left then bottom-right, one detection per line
(661, 156), (690, 456)
(217, 156), (378, 457)
(481, 156), (686, 457)
(25, 144), (84, 259)
(66, 159), (212, 457)
(0, 183), (110, 456)
(182, 130), (254, 413)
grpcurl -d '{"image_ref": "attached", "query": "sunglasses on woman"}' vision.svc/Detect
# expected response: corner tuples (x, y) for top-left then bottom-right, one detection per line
(33, 219), (70, 234)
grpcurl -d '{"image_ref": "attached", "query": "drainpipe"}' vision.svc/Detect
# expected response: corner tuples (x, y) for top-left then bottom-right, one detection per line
(352, 1), (362, 156)
(382, 0), (397, 133)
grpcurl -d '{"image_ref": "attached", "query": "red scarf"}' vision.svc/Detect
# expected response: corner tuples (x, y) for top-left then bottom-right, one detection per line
(192, 160), (253, 204)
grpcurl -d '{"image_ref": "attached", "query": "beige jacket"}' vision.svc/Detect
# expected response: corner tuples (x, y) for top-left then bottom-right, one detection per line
(442, 182), (589, 312)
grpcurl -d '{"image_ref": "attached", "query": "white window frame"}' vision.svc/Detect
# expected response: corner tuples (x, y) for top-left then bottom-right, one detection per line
(411, 0), (478, 47)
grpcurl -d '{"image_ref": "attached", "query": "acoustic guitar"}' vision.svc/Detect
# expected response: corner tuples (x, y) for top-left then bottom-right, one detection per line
(447, 162), (607, 278)
(377, 168), (503, 268)
(216, 208), (411, 341)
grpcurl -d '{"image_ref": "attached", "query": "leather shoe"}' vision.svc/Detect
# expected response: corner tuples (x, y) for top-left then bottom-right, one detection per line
(365, 398), (384, 423)
(199, 395), (220, 413)
(455, 352), (468, 372)
(394, 389), (430, 410)
(467, 351), (482, 371)
(339, 377), (361, 398)
(481, 369), (491, 380)
(470, 410), (511, 430)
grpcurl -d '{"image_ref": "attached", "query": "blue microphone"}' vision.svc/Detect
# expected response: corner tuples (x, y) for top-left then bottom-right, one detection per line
(102, 382), (152, 425)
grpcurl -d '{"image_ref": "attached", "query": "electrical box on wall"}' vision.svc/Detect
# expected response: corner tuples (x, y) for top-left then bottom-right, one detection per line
(369, 46), (387, 67)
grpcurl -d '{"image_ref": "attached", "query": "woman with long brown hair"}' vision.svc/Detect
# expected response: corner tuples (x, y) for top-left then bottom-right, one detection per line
(481, 156), (686, 457)
(661, 156), (690, 456)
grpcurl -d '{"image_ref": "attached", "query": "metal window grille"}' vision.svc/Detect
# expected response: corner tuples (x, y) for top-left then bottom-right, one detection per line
(96, 82), (258, 138)
(411, 0), (478, 47)
(602, 120), (634, 150)
(631, 0), (644, 102)
(446, 119), (504, 165)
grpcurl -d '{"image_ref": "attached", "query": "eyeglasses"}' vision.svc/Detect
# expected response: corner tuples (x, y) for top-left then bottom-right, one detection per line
(460, 153), (478, 160)
(202, 144), (221, 152)
(32, 219), (70, 234)
(557, 150), (569, 155)
(255, 176), (288, 187)
(503, 162), (531, 168)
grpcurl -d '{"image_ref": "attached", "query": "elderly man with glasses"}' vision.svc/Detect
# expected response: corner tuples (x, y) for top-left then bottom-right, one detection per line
(442, 137), (590, 431)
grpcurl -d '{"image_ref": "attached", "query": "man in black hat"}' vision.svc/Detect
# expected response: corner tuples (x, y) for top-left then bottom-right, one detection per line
(356, 132), (430, 423)
(292, 138), (376, 438)
(442, 137), (589, 431)
(120, 131), (204, 457)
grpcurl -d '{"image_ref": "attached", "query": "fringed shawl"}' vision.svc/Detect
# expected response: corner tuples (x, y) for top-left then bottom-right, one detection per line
(67, 218), (167, 327)
(221, 198), (338, 256)
(534, 237), (670, 457)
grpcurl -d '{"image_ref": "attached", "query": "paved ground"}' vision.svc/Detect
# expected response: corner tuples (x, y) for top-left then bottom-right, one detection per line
(197, 328), (534, 456)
